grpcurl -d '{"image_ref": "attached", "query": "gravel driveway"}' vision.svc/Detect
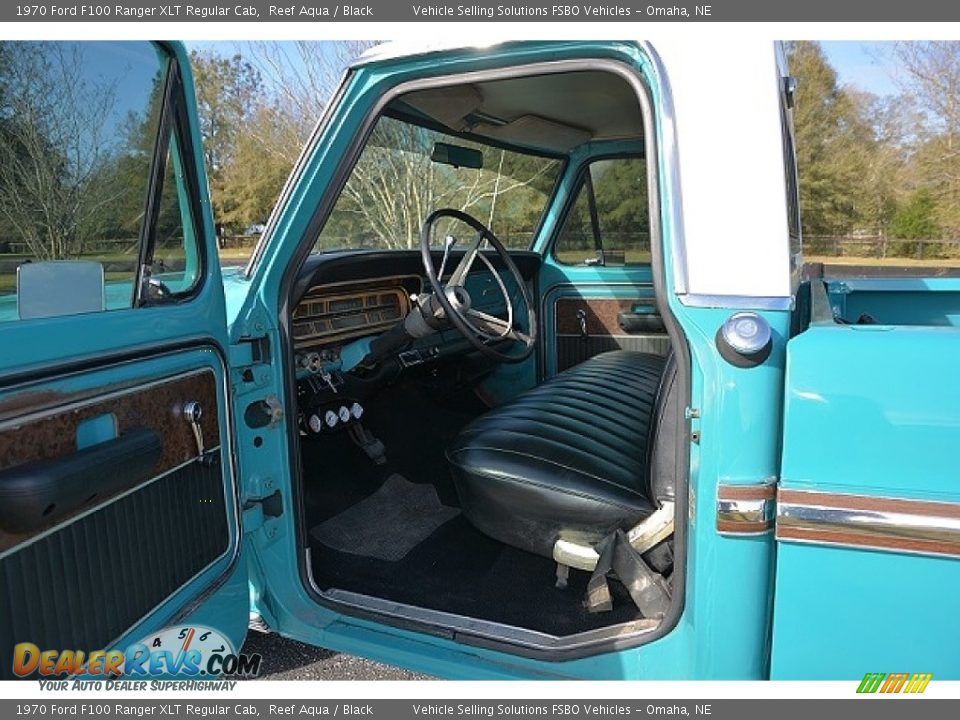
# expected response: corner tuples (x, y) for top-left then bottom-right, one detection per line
(242, 629), (430, 680)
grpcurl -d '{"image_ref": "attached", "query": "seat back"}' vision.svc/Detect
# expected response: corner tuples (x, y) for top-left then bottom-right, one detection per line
(647, 352), (679, 504)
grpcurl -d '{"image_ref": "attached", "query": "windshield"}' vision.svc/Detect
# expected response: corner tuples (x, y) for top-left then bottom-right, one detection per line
(313, 116), (563, 253)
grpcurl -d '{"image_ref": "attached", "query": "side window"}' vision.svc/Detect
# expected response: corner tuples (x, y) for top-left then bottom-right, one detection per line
(0, 41), (200, 322)
(780, 74), (803, 272)
(152, 134), (201, 295)
(554, 157), (650, 266)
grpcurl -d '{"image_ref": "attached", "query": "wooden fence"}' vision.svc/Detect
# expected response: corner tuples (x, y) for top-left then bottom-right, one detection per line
(806, 235), (960, 260)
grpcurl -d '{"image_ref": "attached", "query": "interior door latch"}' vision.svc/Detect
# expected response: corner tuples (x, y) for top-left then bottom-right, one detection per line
(576, 309), (588, 338)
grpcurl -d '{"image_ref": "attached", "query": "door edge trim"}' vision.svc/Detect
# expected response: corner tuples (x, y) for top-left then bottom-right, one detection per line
(716, 480), (777, 536)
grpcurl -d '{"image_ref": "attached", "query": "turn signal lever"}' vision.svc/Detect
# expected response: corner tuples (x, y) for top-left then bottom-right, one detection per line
(358, 292), (451, 368)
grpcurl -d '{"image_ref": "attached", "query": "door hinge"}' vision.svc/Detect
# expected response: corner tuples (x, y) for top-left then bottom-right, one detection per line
(243, 478), (283, 540)
(230, 335), (273, 392)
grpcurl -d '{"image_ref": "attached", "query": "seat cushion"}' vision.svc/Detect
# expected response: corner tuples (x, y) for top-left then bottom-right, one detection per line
(447, 351), (668, 558)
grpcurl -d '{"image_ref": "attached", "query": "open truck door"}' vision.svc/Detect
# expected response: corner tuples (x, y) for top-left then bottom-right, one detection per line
(0, 41), (247, 679)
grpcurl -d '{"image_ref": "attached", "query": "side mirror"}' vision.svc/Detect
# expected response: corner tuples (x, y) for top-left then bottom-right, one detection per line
(17, 261), (105, 320)
(431, 142), (483, 170)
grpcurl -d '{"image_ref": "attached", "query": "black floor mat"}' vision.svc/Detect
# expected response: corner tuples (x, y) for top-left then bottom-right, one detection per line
(310, 512), (642, 637)
(311, 474), (459, 561)
(303, 379), (643, 637)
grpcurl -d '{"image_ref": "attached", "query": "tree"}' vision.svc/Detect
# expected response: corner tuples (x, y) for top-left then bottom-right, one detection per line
(243, 41), (377, 162)
(190, 50), (263, 234)
(786, 41), (874, 237)
(319, 117), (561, 251)
(218, 104), (297, 231)
(891, 189), (939, 239)
(891, 42), (960, 236)
(0, 43), (130, 260)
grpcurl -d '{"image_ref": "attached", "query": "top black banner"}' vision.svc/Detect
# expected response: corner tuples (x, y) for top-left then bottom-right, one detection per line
(2, 0), (958, 21)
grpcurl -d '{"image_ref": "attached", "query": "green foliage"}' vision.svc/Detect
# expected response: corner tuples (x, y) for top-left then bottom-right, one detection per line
(787, 41), (876, 236)
(891, 189), (939, 239)
(190, 50), (264, 233)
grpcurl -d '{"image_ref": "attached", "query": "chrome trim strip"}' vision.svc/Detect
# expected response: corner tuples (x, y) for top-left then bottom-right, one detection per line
(679, 293), (795, 311)
(776, 490), (960, 559)
(716, 480), (777, 536)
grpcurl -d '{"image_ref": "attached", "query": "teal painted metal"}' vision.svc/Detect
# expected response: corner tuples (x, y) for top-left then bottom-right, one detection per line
(772, 543), (960, 679)
(236, 40), (789, 679)
(781, 324), (960, 499)
(825, 277), (960, 326)
(772, 314), (960, 678)
(0, 42), (248, 660)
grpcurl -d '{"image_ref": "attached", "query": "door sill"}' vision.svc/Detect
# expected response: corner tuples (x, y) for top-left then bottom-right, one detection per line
(305, 548), (662, 661)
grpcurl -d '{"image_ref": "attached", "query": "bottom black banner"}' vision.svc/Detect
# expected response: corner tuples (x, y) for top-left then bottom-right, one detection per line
(1, 700), (956, 719)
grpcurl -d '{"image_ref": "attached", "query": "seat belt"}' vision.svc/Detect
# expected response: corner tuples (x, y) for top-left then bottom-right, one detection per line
(584, 529), (671, 617)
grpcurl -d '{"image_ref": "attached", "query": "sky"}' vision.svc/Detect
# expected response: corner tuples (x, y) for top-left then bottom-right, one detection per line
(820, 41), (900, 97)
(188, 40), (904, 102)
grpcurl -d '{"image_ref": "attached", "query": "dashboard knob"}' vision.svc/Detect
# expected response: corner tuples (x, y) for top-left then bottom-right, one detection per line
(324, 410), (339, 428)
(350, 402), (364, 420)
(338, 405), (351, 423)
(308, 414), (323, 433)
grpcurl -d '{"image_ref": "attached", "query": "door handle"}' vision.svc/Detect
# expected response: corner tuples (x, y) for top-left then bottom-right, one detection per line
(617, 312), (666, 334)
(576, 309), (587, 338)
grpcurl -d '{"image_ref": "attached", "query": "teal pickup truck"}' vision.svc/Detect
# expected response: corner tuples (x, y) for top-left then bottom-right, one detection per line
(0, 39), (957, 681)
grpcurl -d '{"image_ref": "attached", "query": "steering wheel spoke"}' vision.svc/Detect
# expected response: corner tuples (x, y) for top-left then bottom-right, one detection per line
(444, 230), (483, 289)
(420, 208), (537, 363)
(465, 307), (512, 340)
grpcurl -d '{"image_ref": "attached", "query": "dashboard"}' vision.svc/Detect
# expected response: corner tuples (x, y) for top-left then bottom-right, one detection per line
(292, 275), (422, 370)
(289, 250), (542, 435)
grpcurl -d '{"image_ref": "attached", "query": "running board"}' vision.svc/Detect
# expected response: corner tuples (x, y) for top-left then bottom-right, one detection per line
(552, 501), (675, 572)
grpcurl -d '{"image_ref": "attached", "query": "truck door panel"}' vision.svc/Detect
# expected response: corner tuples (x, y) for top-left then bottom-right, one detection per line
(550, 293), (669, 374)
(0, 41), (245, 678)
(771, 280), (960, 678)
(0, 353), (236, 679)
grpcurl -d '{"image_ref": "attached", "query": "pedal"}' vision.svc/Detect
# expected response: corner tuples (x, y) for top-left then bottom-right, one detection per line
(353, 423), (387, 466)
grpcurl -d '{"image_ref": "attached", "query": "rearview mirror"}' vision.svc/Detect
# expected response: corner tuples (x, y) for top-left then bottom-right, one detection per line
(431, 142), (483, 170)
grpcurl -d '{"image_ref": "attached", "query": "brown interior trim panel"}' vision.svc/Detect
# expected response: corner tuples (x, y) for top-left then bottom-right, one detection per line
(0, 370), (220, 552)
(292, 276), (420, 350)
(777, 488), (960, 558)
(555, 297), (662, 336)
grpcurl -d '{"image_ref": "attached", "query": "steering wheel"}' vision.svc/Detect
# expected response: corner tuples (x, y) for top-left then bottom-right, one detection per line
(419, 208), (537, 363)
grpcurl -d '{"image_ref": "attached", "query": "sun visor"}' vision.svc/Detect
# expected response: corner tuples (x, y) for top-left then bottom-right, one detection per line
(473, 115), (591, 153)
(402, 85), (483, 131)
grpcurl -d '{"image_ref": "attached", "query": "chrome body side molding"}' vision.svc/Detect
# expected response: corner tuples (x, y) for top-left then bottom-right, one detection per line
(777, 489), (960, 559)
